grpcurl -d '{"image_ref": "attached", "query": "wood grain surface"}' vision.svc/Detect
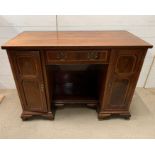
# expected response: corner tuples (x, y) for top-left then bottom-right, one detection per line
(1, 31), (153, 49)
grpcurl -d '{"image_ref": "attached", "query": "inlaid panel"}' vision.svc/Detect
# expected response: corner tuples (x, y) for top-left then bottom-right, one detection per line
(115, 55), (137, 74)
(100, 49), (147, 114)
(67, 51), (88, 60)
(16, 56), (37, 77)
(46, 50), (109, 64)
(22, 80), (44, 111)
(108, 78), (129, 107)
(8, 51), (48, 114)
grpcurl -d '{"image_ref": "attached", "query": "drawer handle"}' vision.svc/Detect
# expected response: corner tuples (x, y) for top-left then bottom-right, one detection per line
(88, 52), (98, 59)
(57, 51), (65, 59)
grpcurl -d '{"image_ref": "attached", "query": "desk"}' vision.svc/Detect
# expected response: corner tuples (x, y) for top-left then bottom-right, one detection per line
(1, 31), (153, 120)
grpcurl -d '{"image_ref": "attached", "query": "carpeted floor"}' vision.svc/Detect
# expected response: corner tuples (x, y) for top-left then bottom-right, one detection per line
(0, 88), (155, 139)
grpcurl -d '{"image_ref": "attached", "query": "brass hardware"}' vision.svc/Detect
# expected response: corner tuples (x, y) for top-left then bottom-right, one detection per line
(88, 51), (98, 59)
(57, 51), (65, 59)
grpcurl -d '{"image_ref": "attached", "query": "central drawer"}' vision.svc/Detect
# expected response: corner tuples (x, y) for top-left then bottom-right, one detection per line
(45, 50), (110, 64)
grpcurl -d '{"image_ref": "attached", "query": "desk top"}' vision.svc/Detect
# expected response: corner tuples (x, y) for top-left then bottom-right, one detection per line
(1, 31), (153, 49)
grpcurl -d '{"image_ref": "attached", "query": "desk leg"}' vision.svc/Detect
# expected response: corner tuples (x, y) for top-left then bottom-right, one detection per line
(21, 111), (54, 121)
(98, 112), (131, 120)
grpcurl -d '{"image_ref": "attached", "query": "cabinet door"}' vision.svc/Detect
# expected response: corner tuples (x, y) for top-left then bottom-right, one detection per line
(100, 49), (146, 111)
(9, 51), (47, 112)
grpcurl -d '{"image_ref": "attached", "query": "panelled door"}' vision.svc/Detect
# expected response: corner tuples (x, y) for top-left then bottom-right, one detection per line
(100, 49), (146, 111)
(8, 51), (47, 112)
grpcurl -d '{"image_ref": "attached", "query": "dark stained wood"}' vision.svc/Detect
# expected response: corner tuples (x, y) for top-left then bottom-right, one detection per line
(7, 51), (54, 120)
(1, 31), (153, 120)
(98, 49), (147, 119)
(1, 31), (153, 49)
(46, 50), (109, 64)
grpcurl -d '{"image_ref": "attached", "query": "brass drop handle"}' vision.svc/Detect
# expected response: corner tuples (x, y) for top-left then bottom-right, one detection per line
(88, 51), (98, 59)
(57, 51), (65, 59)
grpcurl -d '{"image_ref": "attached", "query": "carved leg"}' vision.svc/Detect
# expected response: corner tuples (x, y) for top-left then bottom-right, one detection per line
(120, 113), (131, 120)
(98, 113), (111, 120)
(98, 112), (131, 120)
(21, 114), (33, 121)
(42, 112), (54, 120)
(21, 111), (54, 121)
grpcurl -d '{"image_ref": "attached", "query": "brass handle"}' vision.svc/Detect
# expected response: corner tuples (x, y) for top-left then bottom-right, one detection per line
(57, 51), (65, 59)
(88, 52), (98, 59)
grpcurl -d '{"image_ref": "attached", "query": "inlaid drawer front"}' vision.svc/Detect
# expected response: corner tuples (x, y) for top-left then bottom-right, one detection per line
(46, 51), (66, 61)
(46, 50), (109, 64)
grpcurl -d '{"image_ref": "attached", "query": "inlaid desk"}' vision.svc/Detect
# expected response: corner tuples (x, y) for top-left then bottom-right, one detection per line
(1, 31), (153, 120)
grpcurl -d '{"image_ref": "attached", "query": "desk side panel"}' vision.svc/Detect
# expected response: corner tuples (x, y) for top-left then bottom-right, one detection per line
(7, 50), (54, 120)
(98, 48), (147, 119)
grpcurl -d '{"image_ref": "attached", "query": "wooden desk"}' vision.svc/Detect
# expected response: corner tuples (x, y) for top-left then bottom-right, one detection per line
(1, 31), (153, 120)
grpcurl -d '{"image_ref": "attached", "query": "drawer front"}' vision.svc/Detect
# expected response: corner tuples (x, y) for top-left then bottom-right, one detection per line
(46, 50), (109, 64)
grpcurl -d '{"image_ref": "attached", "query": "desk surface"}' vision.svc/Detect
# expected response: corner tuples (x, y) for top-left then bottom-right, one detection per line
(1, 31), (153, 49)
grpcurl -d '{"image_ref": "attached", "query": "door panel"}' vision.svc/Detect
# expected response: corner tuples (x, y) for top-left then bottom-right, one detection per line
(100, 49), (146, 111)
(107, 77), (129, 108)
(22, 80), (45, 111)
(16, 55), (37, 77)
(11, 51), (47, 112)
(115, 55), (137, 74)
